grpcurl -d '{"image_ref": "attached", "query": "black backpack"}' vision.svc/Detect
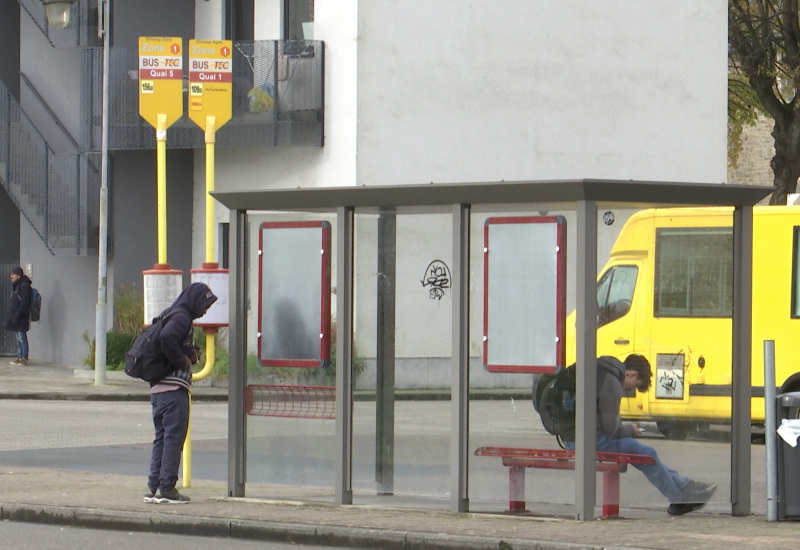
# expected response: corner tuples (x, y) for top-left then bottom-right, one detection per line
(537, 364), (577, 444)
(30, 287), (41, 322)
(124, 310), (181, 382)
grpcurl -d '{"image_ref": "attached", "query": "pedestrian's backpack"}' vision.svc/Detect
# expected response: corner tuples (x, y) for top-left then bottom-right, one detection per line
(537, 363), (577, 443)
(29, 287), (41, 322)
(124, 310), (180, 382)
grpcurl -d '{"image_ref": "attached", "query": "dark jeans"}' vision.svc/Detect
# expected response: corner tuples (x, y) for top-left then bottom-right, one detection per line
(148, 388), (189, 491)
(15, 331), (28, 359)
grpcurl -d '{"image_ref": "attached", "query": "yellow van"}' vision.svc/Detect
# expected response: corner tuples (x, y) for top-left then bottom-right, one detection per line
(551, 206), (800, 438)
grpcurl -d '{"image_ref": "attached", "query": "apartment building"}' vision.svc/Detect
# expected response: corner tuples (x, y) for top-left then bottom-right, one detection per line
(1, 1), (727, 367)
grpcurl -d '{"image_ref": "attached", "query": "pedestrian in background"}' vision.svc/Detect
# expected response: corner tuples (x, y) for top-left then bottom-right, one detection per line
(4, 265), (32, 365)
(145, 282), (217, 504)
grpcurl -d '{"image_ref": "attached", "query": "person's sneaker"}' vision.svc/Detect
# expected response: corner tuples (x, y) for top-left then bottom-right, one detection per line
(685, 480), (718, 502)
(667, 502), (707, 516)
(143, 487), (157, 503)
(154, 487), (190, 504)
(17, 358), (27, 366)
(9, 358), (22, 365)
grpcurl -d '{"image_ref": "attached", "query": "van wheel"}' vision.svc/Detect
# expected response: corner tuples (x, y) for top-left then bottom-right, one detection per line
(656, 420), (698, 440)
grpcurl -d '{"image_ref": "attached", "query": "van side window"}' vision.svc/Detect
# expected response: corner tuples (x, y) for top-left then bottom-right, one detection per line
(597, 265), (638, 328)
(792, 227), (800, 318)
(654, 228), (733, 317)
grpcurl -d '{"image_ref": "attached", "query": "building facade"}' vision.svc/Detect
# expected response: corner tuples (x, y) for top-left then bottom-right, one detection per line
(1, 0), (728, 367)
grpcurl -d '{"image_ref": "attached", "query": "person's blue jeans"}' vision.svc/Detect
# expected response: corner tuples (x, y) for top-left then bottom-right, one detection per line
(564, 434), (691, 503)
(149, 388), (189, 491)
(15, 331), (28, 360)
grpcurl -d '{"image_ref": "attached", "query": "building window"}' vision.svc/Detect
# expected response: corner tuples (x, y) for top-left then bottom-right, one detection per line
(227, 0), (254, 41)
(284, 0), (313, 40)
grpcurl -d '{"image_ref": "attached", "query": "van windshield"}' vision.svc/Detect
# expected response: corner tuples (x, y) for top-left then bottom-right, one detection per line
(597, 265), (638, 328)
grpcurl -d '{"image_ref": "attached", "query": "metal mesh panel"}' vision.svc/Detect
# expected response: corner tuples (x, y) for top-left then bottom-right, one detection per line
(17, 0), (98, 49)
(81, 40), (325, 151)
(0, 79), (100, 256)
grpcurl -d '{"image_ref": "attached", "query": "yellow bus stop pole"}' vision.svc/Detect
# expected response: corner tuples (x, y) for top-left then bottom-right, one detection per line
(183, 116), (217, 488)
(156, 113), (168, 264)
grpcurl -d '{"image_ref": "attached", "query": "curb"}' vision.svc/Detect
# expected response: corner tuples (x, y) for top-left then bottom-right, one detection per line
(0, 502), (617, 550)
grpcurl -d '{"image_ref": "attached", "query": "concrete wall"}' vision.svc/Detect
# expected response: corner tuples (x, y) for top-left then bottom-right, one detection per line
(111, 150), (196, 294)
(214, 0), (728, 388)
(218, 1), (727, 192)
(354, 1), (727, 186)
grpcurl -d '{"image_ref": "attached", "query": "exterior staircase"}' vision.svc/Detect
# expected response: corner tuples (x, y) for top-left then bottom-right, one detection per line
(0, 79), (100, 256)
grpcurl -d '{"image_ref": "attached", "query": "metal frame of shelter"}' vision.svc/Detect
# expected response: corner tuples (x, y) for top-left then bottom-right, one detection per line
(213, 179), (771, 521)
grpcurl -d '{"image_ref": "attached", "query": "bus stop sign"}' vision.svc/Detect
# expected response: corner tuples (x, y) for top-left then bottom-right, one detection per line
(138, 36), (184, 130)
(188, 39), (233, 130)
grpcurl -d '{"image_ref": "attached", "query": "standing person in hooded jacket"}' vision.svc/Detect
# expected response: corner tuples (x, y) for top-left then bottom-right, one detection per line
(5, 266), (32, 365)
(563, 354), (717, 516)
(145, 282), (217, 504)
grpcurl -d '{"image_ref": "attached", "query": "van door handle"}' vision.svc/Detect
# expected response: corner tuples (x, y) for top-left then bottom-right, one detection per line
(614, 338), (630, 345)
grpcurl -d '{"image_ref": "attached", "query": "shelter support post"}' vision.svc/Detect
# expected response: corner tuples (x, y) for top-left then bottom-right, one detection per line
(227, 209), (247, 497)
(731, 205), (753, 516)
(335, 206), (355, 504)
(451, 203), (470, 513)
(575, 200), (598, 520)
(376, 213), (396, 494)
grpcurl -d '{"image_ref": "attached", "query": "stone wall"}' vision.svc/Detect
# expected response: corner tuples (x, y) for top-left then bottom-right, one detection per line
(727, 116), (774, 202)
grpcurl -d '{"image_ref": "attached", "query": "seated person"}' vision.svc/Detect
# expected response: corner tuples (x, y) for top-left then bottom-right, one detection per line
(563, 355), (717, 516)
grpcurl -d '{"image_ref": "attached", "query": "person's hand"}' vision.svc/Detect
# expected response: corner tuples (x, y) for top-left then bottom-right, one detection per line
(184, 345), (199, 364)
(630, 423), (643, 436)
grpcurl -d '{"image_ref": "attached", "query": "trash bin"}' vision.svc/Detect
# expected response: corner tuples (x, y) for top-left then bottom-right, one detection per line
(776, 391), (800, 520)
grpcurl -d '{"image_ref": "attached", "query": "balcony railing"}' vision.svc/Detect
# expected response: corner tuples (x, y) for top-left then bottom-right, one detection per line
(81, 40), (325, 151)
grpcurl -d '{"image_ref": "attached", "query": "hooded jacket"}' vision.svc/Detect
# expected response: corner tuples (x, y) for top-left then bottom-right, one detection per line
(153, 282), (218, 390)
(596, 355), (635, 439)
(5, 274), (33, 332)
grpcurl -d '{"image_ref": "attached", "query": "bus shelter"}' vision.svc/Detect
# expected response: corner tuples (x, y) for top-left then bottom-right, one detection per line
(213, 179), (770, 520)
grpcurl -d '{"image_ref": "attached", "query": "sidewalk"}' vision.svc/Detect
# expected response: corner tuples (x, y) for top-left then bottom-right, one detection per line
(2, 361), (800, 550)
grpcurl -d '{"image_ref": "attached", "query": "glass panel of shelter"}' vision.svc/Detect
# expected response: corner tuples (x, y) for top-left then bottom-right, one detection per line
(238, 205), (735, 517)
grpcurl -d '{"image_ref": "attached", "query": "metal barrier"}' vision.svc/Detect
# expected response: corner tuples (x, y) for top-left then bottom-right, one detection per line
(245, 384), (335, 419)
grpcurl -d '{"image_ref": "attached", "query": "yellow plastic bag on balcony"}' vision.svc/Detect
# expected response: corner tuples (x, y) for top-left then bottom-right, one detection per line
(248, 83), (275, 112)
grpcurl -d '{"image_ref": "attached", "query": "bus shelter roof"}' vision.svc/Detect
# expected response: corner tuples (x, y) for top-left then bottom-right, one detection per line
(212, 179), (772, 212)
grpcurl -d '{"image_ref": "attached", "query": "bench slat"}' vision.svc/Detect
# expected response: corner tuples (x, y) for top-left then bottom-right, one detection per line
(475, 446), (655, 466)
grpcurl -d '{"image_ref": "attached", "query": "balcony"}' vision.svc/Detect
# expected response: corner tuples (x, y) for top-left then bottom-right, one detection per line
(82, 40), (325, 151)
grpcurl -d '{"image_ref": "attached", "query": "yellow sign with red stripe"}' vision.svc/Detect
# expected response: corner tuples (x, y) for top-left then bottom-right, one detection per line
(138, 36), (184, 129)
(188, 39), (233, 130)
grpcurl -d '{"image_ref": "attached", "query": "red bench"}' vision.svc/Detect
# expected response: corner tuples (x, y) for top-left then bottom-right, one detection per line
(474, 446), (656, 518)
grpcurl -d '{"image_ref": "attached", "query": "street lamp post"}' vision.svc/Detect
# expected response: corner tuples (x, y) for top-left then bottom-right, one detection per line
(39, 0), (109, 383)
(94, 0), (111, 385)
